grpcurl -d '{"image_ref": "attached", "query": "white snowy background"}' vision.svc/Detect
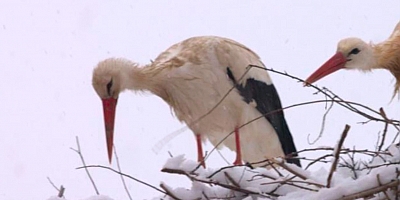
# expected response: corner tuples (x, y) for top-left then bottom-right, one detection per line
(1, 1), (400, 199)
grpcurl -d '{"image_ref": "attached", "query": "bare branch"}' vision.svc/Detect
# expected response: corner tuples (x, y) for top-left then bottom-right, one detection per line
(162, 167), (275, 198)
(47, 177), (60, 193)
(160, 183), (181, 200)
(396, 168), (400, 200)
(224, 172), (240, 188)
(360, 161), (400, 170)
(308, 99), (334, 145)
(70, 136), (99, 195)
(114, 146), (133, 200)
(47, 177), (65, 198)
(264, 160), (284, 177)
(327, 125), (350, 188)
(259, 65), (400, 127)
(207, 165), (242, 179)
(77, 165), (167, 195)
(376, 174), (390, 199)
(260, 179), (319, 192)
(339, 179), (400, 200)
(162, 168), (198, 176)
(58, 185), (65, 198)
(378, 108), (390, 152)
(273, 159), (309, 181)
(305, 154), (333, 170)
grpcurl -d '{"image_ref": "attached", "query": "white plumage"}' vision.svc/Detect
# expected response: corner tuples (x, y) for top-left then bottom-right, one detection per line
(92, 36), (300, 167)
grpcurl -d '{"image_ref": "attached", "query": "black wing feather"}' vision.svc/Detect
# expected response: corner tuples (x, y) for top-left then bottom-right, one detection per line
(227, 67), (301, 167)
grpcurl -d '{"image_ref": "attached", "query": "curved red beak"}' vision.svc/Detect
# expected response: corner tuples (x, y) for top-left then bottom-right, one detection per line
(102, 97), (118, 163)
(305, 52), (347, 85)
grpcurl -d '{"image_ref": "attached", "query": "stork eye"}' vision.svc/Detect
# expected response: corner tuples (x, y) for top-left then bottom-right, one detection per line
(348, 48), (360, 55)
(106, 79), (113, 96)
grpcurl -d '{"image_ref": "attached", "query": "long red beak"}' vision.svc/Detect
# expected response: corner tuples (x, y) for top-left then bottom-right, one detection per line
(305, 52), (347, 85)
(102, 97), (118, 163)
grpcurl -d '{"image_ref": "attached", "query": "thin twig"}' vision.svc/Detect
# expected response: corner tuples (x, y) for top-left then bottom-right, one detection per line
(207, 164), (241, 179)
(77, 165), (167, 195)
(376, 174), (390, 199)
(202, 191), (210, 200)
(305, 154), (332, 169)
(70, 136), (99, 195)
(266, 160), (284, 177)
(391, 131), (400, 145)
(339, 179), (400, 200)
(224, 172), (240, 188)
(378, 108), (390, 152)
(359, 161), (400, 170)
(260, 66), (400, 127)
(162, 167), (275, 198)
(216, 149), (230, 165)
(260, 179), (319, 192)
(260, 178), (325, 189)
(396, 168), (400, 200)
(47, 177), (60, 193)
(296, 147), (390, 155)
(347, 147), (358, 179)
(256, 172), (321, 192)
(47, 177), (66, 198)
(327, 125), (350, 188)
(308, 100), (334, 145)
(163, 168), (198, 176)
(58, 185), (65, 198)
(114, 146), (133, 200)
(273, 159), (308, 181)
(160, 183), (181, 200)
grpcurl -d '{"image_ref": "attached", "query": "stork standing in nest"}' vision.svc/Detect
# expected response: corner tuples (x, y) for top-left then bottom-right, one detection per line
(92, 36), (301, 168)
(305, 21), (400, 96)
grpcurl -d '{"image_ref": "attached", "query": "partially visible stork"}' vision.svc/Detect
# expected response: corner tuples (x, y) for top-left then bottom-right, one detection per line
(305, 21), (400, 96)
(92, 36), (301, 168)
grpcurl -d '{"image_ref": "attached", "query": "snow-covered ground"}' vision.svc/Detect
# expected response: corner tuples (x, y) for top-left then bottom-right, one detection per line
(1, 1), (399, 199)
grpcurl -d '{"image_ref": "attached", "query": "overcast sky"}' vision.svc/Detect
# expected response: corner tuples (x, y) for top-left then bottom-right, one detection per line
(1, 1), (399, 199)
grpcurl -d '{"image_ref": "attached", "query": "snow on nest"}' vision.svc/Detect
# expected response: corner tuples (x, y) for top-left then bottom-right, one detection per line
(163, 154), (208, 175)
(158, 145), (400, 199)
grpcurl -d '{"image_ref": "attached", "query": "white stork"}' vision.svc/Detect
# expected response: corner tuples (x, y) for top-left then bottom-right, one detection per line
(92, 36), (301, 167)
(305, 21), (400, 96)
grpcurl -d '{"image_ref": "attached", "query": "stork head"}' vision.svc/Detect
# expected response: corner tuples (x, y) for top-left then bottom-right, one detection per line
(305, 37), (375, 84)
(92, 58), (124, 163)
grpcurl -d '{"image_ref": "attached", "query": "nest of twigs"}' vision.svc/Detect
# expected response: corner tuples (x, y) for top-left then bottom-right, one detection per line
(160, 131), (400, 199)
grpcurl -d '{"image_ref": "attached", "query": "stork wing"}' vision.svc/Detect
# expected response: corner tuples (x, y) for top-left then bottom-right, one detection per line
(227, 67), (301, 167)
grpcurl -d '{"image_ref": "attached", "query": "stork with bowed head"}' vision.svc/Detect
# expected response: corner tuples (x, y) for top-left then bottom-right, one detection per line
(92, 36), (301, 168)
(305, 21), (400, 96)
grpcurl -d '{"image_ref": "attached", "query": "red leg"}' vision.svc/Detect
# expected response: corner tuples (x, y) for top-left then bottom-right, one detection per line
(196, 134), (206, 168)
(233, 127), (243, 165)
